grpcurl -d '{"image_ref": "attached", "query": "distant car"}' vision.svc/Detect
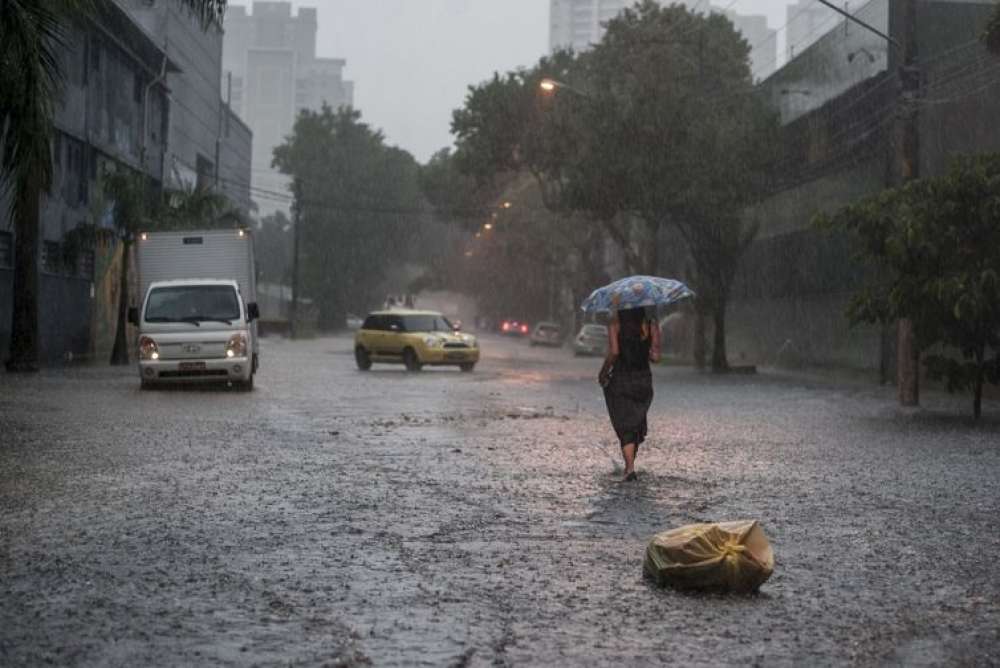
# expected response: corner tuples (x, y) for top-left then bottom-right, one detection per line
(573, 324), (609, 356)
(354, 309), (480, 372)
(530, 321), (563, 347)
(500, 318), (530, 337)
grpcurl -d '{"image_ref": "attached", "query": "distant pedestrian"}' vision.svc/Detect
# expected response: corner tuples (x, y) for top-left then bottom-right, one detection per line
(598, 307), (660, 481)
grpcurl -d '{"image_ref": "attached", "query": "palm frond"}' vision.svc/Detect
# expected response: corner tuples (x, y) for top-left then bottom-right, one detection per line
(0, 0), (67, 218)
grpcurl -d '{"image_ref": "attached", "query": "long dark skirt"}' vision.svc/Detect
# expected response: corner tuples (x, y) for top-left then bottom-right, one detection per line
(603, 368), (654, 449)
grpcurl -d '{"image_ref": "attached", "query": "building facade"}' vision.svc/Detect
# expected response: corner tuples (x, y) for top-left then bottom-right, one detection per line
(549, 0), (629, 52)
(1, 1), (253, 365)
(120, 0), (253, 214)
(722, 10), (778, 81)
(730, 0), (1000, 374)
(222, 2), (354, 216)
(785, 0), (839, 60)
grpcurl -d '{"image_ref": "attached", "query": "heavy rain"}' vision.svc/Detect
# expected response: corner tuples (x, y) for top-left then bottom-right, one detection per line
(2, 0), (999, 665)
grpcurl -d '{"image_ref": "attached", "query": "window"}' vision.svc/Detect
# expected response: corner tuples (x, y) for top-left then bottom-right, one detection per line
(362, 315), (386, 331)
(77, 249), (95, 280)
(42, 241), (63, 274)
(400, 314), (453, 333)
(0, 231), (12, 269)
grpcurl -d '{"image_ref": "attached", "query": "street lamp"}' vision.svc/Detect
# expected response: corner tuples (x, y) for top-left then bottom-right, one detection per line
(539, 77), (588, 97)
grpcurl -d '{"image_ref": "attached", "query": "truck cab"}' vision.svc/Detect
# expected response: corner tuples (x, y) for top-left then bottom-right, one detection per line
(130, 279), (258, 389)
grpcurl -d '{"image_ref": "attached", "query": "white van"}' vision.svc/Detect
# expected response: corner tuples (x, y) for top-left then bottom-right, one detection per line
(128, 230), (259, 390)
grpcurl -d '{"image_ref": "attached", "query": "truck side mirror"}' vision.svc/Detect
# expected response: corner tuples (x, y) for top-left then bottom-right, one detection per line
(127, 307), (139, 326)
(247, 302), (260, 322)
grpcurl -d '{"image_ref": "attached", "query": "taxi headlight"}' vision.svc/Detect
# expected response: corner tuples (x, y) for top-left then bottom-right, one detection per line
(139, 336), (159, 361)
(226, 333), (248, 358)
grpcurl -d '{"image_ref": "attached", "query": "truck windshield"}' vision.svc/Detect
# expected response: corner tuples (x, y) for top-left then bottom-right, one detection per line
(145, 285), (241, 323)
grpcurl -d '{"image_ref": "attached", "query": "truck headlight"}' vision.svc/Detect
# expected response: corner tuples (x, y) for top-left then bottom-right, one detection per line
(139, 336), (159, 361)
(226, 333), (248, 358)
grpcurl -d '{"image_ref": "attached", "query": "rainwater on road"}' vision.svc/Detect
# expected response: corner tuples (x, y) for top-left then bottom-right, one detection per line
(1, 334), (998, 666)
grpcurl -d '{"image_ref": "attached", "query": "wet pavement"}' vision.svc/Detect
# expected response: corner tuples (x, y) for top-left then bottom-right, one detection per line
(1, 334), (999, 666)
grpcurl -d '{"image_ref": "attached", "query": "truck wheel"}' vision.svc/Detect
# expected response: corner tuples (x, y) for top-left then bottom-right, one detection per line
(460, 363), (475, 372)
(403, 348), (422, 372)
(355, 346), (372, 371)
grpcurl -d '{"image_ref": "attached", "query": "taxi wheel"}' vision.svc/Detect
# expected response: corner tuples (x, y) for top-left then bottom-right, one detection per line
(403, 348), (423, 372)
(460, 363), (475, 372)
(355, 346), (372, 371)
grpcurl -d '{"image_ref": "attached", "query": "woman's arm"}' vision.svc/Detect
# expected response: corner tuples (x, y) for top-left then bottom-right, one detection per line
(649, 319), (661, 363)
(598, 319), (620, 385)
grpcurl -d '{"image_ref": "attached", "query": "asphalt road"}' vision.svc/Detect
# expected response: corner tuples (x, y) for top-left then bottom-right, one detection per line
(2, 334), (999, 666)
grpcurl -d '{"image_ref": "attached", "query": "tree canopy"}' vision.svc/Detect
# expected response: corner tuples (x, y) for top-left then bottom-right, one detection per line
(819, 154), (1000, 419)
(450, 0), (778, 370)
(273, 105), (424, 329)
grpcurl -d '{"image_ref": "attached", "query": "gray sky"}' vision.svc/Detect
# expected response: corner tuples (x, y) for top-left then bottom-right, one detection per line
(293, 1), (803, 164)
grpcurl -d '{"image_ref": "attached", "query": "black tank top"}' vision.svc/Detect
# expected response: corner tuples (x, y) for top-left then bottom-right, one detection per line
(616, 318), (651, 373)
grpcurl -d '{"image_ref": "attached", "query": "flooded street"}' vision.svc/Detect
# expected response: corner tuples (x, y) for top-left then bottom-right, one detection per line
(2, 335), (999, 666)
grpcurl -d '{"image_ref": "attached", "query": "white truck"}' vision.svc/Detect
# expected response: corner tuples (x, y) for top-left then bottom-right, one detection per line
(128, 229), (260, 390)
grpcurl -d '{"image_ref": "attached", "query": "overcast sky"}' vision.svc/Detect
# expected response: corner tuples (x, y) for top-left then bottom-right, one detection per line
(291, 1), (802, 164)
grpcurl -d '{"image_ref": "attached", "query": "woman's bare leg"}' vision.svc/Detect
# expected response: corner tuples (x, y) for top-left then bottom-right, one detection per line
(622, 443), (637, 479)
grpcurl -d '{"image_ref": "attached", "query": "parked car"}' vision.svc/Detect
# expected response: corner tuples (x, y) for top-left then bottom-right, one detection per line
(573, 324), (609, 356)
(354, 309), (480, 372)
(500, 318), (530, 336)
(530, 321), (563, 347)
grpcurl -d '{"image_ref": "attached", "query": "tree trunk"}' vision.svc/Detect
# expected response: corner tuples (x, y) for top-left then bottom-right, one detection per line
(693, 308), (706, 371)
(110, 239), (131, 365)
(711, 298), (730, 373)
(973, 348), (984, 420)
(5, 175), (41, 372)
(897, 318), (919, 406)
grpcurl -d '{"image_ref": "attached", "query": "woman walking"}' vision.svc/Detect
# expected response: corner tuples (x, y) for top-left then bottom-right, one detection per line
(598, 307), (661, 481)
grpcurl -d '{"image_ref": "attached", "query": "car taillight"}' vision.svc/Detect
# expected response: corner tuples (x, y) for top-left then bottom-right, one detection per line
(521, 324), (528, 333)
(502, 322), (510, 332)
(139, 336), (159, 360)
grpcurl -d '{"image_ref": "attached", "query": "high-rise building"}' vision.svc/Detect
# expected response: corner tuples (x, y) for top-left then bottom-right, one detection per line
(549, 0), (629, 53)
(721, 10), (777, 82)
(222, 2), (354, 215)
(785, 0), (838, 60)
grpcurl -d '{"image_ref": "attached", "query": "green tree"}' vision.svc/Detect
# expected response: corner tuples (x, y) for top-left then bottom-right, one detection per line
(256, 212), (293, 286)
(820, 154), (1000, 419)
(0, 0), (226, 372)
(273, 105), (424, 330)
(451, 2), (778, 372)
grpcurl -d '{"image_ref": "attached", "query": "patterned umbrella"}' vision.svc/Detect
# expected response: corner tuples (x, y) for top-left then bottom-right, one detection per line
(580, 275), (695, 313)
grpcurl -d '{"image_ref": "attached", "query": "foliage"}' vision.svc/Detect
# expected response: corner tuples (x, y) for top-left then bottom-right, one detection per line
(256, 212), (293, 286)
(273, 105), (425, 330)
(450, 1), (778, 371)
(819, 154), (1000, 418)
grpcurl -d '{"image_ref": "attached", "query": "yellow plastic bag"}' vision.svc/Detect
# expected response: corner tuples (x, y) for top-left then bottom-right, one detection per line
(643, 520), (774, 593)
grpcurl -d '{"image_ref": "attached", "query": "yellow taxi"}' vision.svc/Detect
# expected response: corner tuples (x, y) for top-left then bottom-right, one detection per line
(354, 310), (480, 372)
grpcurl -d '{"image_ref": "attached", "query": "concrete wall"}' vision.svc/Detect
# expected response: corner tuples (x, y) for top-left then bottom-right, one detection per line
(732, 0), (998, 373)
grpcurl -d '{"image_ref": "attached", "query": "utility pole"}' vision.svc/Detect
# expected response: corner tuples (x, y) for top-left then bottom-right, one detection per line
(289, 185), (301, 340)
(893, 0), (920, 406)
